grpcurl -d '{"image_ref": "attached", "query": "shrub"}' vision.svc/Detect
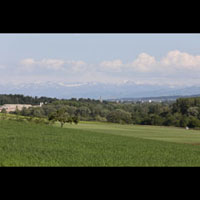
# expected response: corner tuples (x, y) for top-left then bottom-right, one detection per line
(72, 116), (80, 124)
(179, 116), (189, 127)
(106, 109), (132, 124)
(188, 117), (200, 128)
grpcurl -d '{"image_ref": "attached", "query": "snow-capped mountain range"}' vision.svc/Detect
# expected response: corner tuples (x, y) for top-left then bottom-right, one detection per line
(0, 81), (200, 99)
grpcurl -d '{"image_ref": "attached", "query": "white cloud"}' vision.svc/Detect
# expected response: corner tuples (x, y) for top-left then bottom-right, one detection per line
(39, 59), (65, 70)
(20, 58), (35, 66)
(19, 58), (36, 71)
(100, 59), (123, 71)
(98, 50), (200, 73)
(161, 50), (200, 70)
(99, 54), (157, 73)
(20, 58), (87, 72)
(67, 60), (87, 72)
(129, 53), (156, 72)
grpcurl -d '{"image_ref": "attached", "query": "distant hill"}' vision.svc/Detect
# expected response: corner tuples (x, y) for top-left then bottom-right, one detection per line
(0, 81), (200, 100)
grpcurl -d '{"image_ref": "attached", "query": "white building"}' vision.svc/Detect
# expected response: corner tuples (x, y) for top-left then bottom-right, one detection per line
(0, 102), (44, 113)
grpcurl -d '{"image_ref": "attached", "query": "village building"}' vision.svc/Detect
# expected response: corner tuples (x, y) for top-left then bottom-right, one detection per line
(0, 102), (44, 113)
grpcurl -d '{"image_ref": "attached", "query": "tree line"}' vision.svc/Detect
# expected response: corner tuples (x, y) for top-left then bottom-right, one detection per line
(2, 94), (200, 128)
(0, 94), (57, 105)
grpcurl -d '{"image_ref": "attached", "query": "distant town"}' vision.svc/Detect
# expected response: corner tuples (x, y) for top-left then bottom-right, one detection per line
(107, 94), (200, 103)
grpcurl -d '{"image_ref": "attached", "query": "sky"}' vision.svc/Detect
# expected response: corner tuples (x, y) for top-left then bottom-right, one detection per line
(1, 33), (200, 86)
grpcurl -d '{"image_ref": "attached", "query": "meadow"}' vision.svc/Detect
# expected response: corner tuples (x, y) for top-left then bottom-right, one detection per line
(1, 119), (200, 166)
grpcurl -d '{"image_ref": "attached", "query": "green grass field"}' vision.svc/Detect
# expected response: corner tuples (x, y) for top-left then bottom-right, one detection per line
(1, 119), (200, 166)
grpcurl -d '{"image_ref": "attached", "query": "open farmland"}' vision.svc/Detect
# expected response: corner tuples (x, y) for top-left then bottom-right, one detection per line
(1, 120), (200, 166)
(61, 121), (200, 144)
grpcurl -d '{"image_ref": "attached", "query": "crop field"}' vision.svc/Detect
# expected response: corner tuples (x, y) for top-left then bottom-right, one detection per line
(1, 119), (200, 166)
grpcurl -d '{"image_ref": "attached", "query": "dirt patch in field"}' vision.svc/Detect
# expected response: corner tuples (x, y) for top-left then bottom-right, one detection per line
(190, 143), (200, 146)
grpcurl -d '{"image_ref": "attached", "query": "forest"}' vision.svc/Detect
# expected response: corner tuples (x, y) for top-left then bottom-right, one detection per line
(1, 94), (200, 128)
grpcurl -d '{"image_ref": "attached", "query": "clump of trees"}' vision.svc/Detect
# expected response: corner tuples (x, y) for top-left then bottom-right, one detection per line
(106, 109), (132, 124)
(48, 109), (79, 127)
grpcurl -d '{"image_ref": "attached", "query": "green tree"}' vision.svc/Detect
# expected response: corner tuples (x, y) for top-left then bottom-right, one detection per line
(67, 116), (73, 124)
(1, 108), (7, 114)
(149, 114), (163, 126)
(131, 112), (142, 124)
(94, 115), (107, 122)
(187, 107), (199, 117)
(77, 106), (91, 118)
(162, 114), (177, 126)
(48, 109), (69, 128)
(179, 116), (189, 127)
(188, 117), (200, 128)
(20, 107), (30, 116)
(106, 109), (132, 124)
(72, 116), (80, 124)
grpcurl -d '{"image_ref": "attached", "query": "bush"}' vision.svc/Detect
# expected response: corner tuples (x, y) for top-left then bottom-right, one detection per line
(162, 114), (177, 126)
(188, 117), (200, 128)
(1, 108), (7, 114)
(179, 116), (189, 127)
(94, 115), (107, 122)
(106, 109), (132, 124)
(72, 116), (79, 124)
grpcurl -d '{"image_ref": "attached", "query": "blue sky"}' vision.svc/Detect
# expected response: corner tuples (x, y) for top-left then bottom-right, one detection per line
(1, 33), (200, 86)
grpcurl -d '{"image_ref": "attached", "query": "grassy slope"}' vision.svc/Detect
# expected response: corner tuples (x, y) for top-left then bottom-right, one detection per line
(60, 121), (200, 144)
(1, 120), (200, 166)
